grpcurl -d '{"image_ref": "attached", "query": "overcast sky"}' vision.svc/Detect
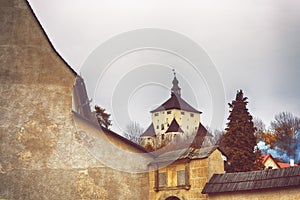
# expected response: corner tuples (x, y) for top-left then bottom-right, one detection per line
(28, 0), (300, 133)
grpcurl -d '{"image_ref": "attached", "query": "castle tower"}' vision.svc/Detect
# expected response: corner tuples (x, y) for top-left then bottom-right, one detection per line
(140, 71), (207, 150)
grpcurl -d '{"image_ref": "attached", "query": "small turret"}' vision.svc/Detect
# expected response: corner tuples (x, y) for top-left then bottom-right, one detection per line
(171, 69), (181, 97)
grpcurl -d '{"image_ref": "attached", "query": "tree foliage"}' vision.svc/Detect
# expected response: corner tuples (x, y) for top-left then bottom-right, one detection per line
(94, 105), (112, 129)
(124, 121), (144, 143)
(253, 117), (266, 142)
(220, 90), (263, 172)
(269, 112), (300, 161)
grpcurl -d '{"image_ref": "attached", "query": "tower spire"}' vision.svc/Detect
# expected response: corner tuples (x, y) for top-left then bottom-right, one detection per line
(171, 69), (181, 97)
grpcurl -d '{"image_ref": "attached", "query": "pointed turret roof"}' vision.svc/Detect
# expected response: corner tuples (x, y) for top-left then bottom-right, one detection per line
(190, 123), (212, 149)
(171, 69), (181, 97)
(165, 118), (184, 133)
(151, 71), (201, 113)
(140, 124), (156, 137)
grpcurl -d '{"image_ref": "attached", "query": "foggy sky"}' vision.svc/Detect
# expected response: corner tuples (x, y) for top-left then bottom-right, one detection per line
(27, 0), (300, 132)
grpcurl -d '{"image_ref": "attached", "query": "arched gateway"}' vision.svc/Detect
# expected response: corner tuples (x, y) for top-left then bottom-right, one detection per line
(165, 196), (180, 200)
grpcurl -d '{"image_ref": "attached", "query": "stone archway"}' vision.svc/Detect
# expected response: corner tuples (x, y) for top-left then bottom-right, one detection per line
(165, 196), (180, 200)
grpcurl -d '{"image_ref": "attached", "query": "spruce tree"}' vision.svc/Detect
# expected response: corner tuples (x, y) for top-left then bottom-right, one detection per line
(220, 90), (263, 172)
(95, 105), (112, 129)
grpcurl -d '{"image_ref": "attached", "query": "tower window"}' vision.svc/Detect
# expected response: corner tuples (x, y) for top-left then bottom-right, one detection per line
(190, 113), (194, 117)
(167, 111), (172, 114)
(181, 111), (185, 115)
(155, 113), (159, 116)
(161, 124), (164, 130)
(157, 125), (159, 129)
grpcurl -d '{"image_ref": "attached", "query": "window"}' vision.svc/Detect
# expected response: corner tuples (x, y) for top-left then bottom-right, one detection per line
(155, 113), (159, 116)
(177, 170), (185, 186)
(161, 124), (164, 130)
(187, 126), (189, 129)
(157, 125), (159, 129)
(159, 172), (167, 187)
(181, 111), (185, 115)
(190, 113), (194, 117)
(162, 134), (165, 140)
(167, 111), (172, 114)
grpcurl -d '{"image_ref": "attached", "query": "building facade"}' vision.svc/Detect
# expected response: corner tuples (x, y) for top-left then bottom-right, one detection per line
(149, 147), (225, 200)
(140, 74), (211, 150)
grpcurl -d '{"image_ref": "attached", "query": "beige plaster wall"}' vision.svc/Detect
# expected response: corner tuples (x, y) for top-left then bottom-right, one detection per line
(149, 158), (213, 200)
(152, 109), (200, 145)
(0, 1), (149, 199)
(208, 149), (225, 179)
(264, 157), (280, 169)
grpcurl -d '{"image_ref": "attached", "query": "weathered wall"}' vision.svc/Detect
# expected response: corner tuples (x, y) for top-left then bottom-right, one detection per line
(207, 187), (300, 200)
(149, 159), (208, 200)
(0, 0), (149, 199)
(208, 150), (225, 179)
(148, 149), (225, 200)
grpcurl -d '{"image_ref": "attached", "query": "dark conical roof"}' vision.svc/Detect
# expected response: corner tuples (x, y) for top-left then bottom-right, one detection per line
(151, 73), (201, 113)
(165, 118), (184, 133)
(190, 123), (212, 149)
(140, 124), (156, 137)
(151, 94), (201, 113)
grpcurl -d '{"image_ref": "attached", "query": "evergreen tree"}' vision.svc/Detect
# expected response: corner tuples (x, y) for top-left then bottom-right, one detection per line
(220, 90), (263, 172)
(95, 105), (112, 129)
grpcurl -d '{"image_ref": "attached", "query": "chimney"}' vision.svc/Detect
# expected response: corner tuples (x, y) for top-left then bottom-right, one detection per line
(290, 159), (295, 167)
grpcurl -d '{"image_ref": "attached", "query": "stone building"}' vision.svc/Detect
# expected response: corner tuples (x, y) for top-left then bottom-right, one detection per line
(1, 1), (300, 200)
(140, 73), (212, 150)
(0, 1), (150, 199)
(149, 146), (225, 200)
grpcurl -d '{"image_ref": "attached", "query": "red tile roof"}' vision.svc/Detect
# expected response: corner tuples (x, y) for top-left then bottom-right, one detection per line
(278, 162), (298, 168)
(262, 154), (273, 164)
(262, 154), (298, 168)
